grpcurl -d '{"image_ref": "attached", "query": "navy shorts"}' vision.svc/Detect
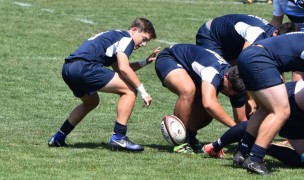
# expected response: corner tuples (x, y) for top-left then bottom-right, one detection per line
(279, 82), (304, 139)
(237, 46), (283, 91)
(195, 22), (223, 57)
(62, 60), (115, 97)
(155, 49), (183, 87)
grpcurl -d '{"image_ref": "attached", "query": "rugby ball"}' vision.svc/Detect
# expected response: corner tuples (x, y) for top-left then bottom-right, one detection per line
(160, 115), (186, 146)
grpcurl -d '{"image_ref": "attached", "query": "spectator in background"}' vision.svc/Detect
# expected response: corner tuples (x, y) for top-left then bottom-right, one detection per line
(270, 0), (304, 83)
(243, 0), (273, 4)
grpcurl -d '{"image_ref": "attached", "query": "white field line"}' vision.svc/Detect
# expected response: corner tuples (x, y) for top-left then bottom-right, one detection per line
(41, 8), (55, 13)
(25, 56), (63, 61)
(75, 18), (95, 25)
(13, 1), (32, 7)
(155, 39), (178, 46)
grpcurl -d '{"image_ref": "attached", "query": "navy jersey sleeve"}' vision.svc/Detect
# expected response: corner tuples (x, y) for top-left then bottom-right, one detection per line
(229, 92), (246, 108)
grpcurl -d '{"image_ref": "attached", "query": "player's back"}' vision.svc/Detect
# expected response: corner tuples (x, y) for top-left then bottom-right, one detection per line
(211, 14), (272, 61)
(256, 32), (304, 72)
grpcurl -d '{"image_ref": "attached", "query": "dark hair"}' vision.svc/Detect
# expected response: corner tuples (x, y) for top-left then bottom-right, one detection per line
(276, 22), (301, 35)
(227, 66), (246, 93)
(129, 17), (157, 39)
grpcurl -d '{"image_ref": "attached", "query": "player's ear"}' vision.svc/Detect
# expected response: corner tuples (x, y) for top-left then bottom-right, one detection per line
(272, 30), (279, 37)
(130, 27), (139, 35)
(224, 72), (229, 78)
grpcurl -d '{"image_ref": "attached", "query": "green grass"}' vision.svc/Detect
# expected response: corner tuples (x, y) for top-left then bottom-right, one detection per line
(0, 0), (298, 179)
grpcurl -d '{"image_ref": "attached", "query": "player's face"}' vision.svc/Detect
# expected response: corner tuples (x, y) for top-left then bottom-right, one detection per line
(131, 28), (151, 50)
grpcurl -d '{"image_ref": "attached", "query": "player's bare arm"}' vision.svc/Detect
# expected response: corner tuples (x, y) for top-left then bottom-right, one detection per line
(129, 46), (161, 71)
(201, 81), (236, 127)
(116, 51), (152, 107)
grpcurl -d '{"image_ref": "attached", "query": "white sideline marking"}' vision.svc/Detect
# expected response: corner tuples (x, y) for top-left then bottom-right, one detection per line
(41, 8), (54, 13)
(25, 56), (63, 60)
(155, 39), (177, 46)
(75, 18), (95, 25)
(13, 1), (32, 7)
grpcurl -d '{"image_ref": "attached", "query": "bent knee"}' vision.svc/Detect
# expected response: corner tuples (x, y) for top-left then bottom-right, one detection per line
(178, 86), (196, 98)
(82, 95), (100, 109)
(275, 107), (290, 122)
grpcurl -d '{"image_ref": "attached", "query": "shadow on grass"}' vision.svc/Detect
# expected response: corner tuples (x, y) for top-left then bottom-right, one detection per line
(67, 142), (107, 149)
(144, 144), (173, 152)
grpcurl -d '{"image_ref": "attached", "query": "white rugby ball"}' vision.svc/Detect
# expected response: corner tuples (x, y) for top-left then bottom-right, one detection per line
(160, 115), (186, 146)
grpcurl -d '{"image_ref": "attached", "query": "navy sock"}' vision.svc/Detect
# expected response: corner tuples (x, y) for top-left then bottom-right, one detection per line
(250, 144), (266, 163)
(267, 144), (304, 167)
(240, 131), (255, 155)
(212, 121), (247, 152)
(112, 121), (127, 140)
(59, 119), (74, 136)
(186, 130), (197, 144)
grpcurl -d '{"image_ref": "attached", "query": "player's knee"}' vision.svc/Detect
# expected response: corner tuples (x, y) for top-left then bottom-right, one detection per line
(125, 86), (137, 98)
(276, 107), (290, 123)
(84, 97), (100, 110)
(179, 86), (196, 100)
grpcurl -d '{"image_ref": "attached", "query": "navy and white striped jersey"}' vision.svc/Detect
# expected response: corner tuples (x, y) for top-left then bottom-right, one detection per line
(65, 30), (134, 66)
(166, 44), (230, 91)
(273, 0), (304, 23)
(210, 14), (275, 61)
(255, 32), (304, 72)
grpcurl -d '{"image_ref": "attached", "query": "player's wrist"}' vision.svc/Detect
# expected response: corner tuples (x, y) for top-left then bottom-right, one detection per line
(136, 84), (150, 99)
(138, 59), (147, 67)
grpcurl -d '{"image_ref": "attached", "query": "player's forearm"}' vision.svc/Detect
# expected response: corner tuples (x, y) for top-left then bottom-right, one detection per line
(119, 66), (143, 88)
(204, 103), (236, 127)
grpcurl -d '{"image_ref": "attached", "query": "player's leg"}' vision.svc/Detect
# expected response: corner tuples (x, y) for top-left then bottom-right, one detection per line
(163, 69), (196, 154)
(188, 96), (213, 152)
(100, 72), (137, 126)
(267, 142), (303, 167)
(101, 73), (143, 151)
(163, 68), (196, 129)
(242, 84), (290, 175)
(49, 62), (102, 147)
(205, 121), (248, 158)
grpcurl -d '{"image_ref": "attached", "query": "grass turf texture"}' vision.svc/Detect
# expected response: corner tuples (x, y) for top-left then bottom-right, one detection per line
(0, 0), (297, 179)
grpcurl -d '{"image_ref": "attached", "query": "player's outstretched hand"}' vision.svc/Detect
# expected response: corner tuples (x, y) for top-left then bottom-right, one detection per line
(146, 47), (161, 65)
(143, 95), (152, 107)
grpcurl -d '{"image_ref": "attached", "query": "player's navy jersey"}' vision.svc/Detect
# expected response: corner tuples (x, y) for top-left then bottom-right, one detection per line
(167, 44), (230, 91)
(65, 30), (134, 66)
(210, 14), (275, 61)
(156, 44), (245, 107)
(254, 32), (304, 72)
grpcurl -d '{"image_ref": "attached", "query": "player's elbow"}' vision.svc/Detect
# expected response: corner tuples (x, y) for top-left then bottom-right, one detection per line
(202, 100), (214, 111)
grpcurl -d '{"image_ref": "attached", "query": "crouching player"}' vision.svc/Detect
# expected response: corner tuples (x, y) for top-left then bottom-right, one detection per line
(204, 80), (304, 169)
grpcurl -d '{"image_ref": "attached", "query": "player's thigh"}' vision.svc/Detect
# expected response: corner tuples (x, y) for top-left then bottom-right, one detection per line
(155, 53), (196, 95)
(100, 73), (136, 95)
(163, 69), (196, 95)
(254, 84), (290, 115)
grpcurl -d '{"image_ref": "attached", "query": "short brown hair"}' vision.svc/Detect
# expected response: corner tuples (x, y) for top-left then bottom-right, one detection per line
(276, 22), (300, 35)
(227, 66), (246, 93)
(129, 17), (157, 39)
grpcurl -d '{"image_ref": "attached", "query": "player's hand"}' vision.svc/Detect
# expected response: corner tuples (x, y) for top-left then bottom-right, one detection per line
(143, 95), (152, 107)
(145, 47), (161, 65)
(247, 98), (257, 116)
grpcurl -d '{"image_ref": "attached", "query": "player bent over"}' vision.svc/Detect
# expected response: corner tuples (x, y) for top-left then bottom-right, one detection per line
(233, 32), (304, 175)
(204, 81), (304, 170)
(48, 17), (160, 152)
(155, 44), (247, 154)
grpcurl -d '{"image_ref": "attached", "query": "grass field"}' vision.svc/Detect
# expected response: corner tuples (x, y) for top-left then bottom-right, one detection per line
(0, 0), (300, 179)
